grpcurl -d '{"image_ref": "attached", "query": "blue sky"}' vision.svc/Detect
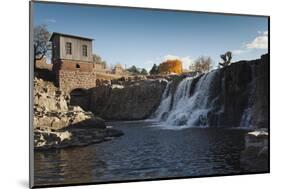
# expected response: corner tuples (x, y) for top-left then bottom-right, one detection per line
(33, 2), (268, 71)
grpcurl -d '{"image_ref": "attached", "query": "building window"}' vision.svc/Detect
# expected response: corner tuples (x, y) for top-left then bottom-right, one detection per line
(76, 64), (80, 68)
(82, 45), (87, 56)
(66, 42), (72, 55)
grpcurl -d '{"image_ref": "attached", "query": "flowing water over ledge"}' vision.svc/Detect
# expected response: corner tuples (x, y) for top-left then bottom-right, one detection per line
(33, 120), (264, 186)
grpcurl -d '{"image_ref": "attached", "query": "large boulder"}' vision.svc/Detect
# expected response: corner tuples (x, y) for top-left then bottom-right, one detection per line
(34, 129), (72, 149)
(240, 129), (269, 172)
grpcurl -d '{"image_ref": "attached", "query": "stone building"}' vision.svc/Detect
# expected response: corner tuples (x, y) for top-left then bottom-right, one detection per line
(50, 32), (96, 93)
(113, 64), (124, 75)
(93, 62), (106, 73)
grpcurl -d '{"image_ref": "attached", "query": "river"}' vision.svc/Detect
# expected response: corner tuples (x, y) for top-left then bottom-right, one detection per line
(34, 120), (252, 186)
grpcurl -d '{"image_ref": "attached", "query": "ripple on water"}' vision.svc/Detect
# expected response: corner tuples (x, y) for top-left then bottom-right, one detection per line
(34, 121), (259, 186)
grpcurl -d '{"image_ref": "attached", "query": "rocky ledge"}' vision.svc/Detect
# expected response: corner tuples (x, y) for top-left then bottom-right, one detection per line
(33, 77), (123, 150)
(240, 129), (269, 172)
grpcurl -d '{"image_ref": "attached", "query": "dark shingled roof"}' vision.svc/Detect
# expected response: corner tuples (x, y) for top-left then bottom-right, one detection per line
(50, 32), (94, 41)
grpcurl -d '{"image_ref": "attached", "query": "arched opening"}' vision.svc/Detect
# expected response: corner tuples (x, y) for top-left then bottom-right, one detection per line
(70, 88), (90, 111)
(76, 64), (80, 69)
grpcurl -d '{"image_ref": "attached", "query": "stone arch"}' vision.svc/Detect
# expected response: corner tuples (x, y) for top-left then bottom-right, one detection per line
(69, 88), (91, 111)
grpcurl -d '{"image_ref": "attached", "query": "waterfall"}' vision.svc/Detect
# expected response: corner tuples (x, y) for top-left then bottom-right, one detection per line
(151, 64), (256, 129)
(239, 63), (256, 128)
(151, 70), (220, 128)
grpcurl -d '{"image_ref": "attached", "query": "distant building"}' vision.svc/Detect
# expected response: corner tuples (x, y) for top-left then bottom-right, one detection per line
(50, 32), (96, 92)
(159, 59), (183, 75)
(113, 64), (124, 75)
(93, 62), (106, 72)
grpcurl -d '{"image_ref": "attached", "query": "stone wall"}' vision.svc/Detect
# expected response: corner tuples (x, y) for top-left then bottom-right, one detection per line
(53, 59), (94, 72)
(52, 59), (96, 93)
(93, 62), (106, 72)
(58, 70), (96, 93)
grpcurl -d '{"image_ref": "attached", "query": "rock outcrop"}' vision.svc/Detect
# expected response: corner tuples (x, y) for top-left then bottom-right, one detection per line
(222, 54), (269, 128)
(33, 77), (94, 130)
(88, 79), (168, 120)
(240, 129), (269, 172)
(33, 77), (123, 150)
(34, 125), (123, 150)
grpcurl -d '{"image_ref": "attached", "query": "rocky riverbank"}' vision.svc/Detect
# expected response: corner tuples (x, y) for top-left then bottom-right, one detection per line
(33, 77), (123, 150)
(240, 129), (269, 172)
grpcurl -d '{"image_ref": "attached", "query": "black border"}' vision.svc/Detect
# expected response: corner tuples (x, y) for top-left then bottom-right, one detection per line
(29, 1), (34, 188)
(29, 1), (270, 188)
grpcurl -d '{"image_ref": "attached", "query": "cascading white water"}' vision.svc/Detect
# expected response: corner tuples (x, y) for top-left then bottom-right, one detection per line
(239, 63), (256, 128)
(151, 70), (221, 128)
(148, 59), (265, 129)
(152, 81), (173, 121)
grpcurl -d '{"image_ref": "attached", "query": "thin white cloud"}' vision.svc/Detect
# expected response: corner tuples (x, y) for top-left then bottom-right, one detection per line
(245, 31), (268, 49)
(232, 48), (252, 55)
(42, 18), (57, 23)
(232, 49), (244, 55)
(232, 30), (268, 55)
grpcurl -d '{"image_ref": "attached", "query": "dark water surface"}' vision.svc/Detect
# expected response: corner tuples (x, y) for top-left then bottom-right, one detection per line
(34, 121), (251, 186)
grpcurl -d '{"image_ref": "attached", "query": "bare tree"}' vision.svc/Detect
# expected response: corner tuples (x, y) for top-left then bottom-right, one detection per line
(93, 54), (107, 68)
(219, 51), (232, 68)
(191, 56), (213, 74)
(34, 25), (51, 62)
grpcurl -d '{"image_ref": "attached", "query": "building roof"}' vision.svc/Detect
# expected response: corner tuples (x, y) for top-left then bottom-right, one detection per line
(50, 32), (94, 41)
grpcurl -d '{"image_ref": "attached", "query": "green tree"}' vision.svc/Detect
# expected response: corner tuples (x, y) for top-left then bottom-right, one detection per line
(140, 68), (148, 75)
(219, 51), (232, 68)
(127, 65), (140, 74)
(149, 64), (159, 75)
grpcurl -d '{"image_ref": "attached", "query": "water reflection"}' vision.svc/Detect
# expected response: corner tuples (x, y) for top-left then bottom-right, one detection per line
(34, 122), (254, 186)
(35, 146), (107, 186)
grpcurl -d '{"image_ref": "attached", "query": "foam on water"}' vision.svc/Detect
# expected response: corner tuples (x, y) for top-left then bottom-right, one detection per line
(149, 68), (255, 130)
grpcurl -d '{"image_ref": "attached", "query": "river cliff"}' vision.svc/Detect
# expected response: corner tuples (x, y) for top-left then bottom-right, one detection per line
(88, 54), (268, 129)
(87, 79), (168, 120)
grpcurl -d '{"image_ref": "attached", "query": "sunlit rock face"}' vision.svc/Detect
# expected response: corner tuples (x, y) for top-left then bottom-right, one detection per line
(151, 54), (268, 129)
(33, 77), (123, 150)
(33, 77), (93, 130)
